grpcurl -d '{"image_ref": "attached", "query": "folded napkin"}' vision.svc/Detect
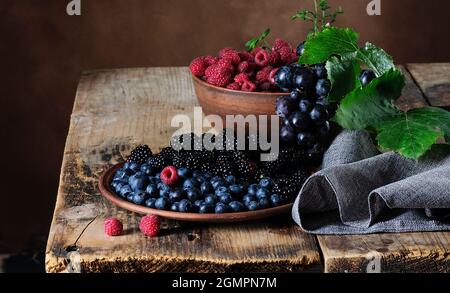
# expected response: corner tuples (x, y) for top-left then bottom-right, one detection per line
(292, 130), (450, 234)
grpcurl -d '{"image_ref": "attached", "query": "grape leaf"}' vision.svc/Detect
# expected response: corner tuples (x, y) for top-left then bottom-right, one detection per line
(358, 43), (395, 77)
(376, 107), (450, 159)
(325, 53), (361, 102)
(334, 69), (405, 129)
(300, 27), (359, 65)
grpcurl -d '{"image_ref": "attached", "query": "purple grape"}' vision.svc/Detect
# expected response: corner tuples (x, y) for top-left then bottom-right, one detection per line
(275, 96), (296, 119)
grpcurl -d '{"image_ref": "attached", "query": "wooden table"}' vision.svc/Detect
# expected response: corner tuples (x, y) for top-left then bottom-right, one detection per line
(45, 64), (450, 273)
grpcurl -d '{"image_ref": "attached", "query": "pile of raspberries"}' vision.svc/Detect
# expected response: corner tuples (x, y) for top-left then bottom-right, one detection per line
(189, 39), (298, 92)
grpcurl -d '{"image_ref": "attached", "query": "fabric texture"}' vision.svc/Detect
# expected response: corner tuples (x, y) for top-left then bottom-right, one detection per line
(292, 130), (450, 234)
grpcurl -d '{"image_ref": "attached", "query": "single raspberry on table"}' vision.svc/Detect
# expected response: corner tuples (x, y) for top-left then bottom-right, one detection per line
(272, 38), (291, 52)
(241, 80), (257, 92)
(139, 215), (160, 237)
(104, 218), (123, 237)
(256, 66), (274, 83)
(205, 64), (233, 87)
(254, 50), (270, 67)
(189, 57), (207, 77)
(226, 82), (241, 90)
(160, 166), (179, 186)
(234, 73), (250, 85)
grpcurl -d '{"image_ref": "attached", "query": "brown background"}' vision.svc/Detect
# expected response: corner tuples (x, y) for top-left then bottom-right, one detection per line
(1, 0), (450, 253)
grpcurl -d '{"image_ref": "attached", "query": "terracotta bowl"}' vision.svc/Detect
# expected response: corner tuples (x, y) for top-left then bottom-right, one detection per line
(192, 74), (289, 119)
(99, 163), (294, 223)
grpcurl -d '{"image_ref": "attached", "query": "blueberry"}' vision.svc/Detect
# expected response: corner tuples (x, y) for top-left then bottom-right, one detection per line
(158, 184), (171, 198)
(123, 168), (134, 176)
(183, 178), (199, 190)
(128, 173), (149, 192)
(210, 176), (222, 184)
(200, 181), (214, 194)
(177, 167), (192, 179)
(129, 162), (140, 173)
(314, 63), (327, 79)
(292, 67), (316, 91)
(280, 125), (296, 144)
(229, 201), (245, 212)
(259, 178), (273, 189)
(359, 69), (376, 86)
(155, 197), (170, 210)
(140, 163), (155, 176)
(204, 194), (218, 205)
(229, 184), (244, 197)
(211, 178), (227, 189)
(199, 204), (214, 214)
(275, 96), (296, 119)
(215, 186), (229, 196)
(309, 104), (329, 125)
(169, 188), (186, 202)
(194, 200), (205, 207)
(256, 188), (270, 199)
(145, 198), (157, 208)
(112, 180), (124, 191)
(114, 169), (130, 180)
(225, 175), (236, 185)
(215, 203), (229, 214)
(296, 41), (305, 56)
(195, 176), (206, 184)
(296, 132), (316, 148)
(315, 79), (331, 97)
(259, 198), (271, 209)
(270, 194), (282, 206)
(193, 170), (203, 178)
(145, 184), (158, 197)
(203, 172), (213, 180)
(186, 188), (201, 202)
(148, 176), (159, 184)
(247, 201), (260, 211)
(289, 111), (311, 131)
(247, 184), (259, 196)
(119, 185), (133, 198)
(274, 66), (293, 90)
(178, 199), (192, 213)
(170, 202), (179, 212)
(219, 193), (233, 204)
(243, 194), (256, 204)
(132, 192), (146, 205)
(123, 161), (132, 170)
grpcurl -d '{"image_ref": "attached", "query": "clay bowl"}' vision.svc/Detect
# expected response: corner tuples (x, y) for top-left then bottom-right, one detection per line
(192, 74), (289, 119)
(99, 163), (294, 223)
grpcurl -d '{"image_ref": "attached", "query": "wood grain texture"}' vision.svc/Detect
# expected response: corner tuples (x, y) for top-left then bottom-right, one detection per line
(318, 64), (450, 273)
(407, 63), (450, 109)
(45, 67), (321, 273)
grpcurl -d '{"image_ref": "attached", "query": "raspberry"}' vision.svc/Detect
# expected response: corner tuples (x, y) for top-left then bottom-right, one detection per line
(237, 61), (256, 75)
(289, 52), (299, 64)
(234, 73), (250, 84)
(269, 68), (279, 85)
(189, 57), (207, 77)
(160, 166), (179, 186)
(241, 80), (257, 92)
(219, 48), (240, 65)
(104, 218), (123, 237)
(216, 58), (235, 72)
(219, 47), (236, 58)
(251, 47), (263, 56)
(272, 38), (291, 51)
(202, 55), (219, 66)
(254, 50), (270, 67)
(205, 64), (233, 87)
(139, 215), (160, 237)
(278, 46), (295, 64)
(259, 82), (272, 91)
(226, 82), (241, 90)
(268, 51), (281, 67)
(256, 66), (273, 83)
(239, 51), (254, 62)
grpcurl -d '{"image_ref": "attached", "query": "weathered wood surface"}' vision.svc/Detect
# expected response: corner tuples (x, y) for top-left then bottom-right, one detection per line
(318, 64), (450, 273)
(407, 63), (450, 109)
(45, 67), (321, 273)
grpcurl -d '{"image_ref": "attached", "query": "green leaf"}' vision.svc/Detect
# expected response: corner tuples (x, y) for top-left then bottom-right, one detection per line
(334, 69), (405, 129)
(245, 28), (271, 52)
(358, 43), (395, 76)
(325, 53), (361, 102)
(376, 107), (450, 159)
(299, 27), (359, 65)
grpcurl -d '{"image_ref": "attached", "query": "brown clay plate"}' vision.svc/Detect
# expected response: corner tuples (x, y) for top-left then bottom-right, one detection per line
(99, 163), (294, 223)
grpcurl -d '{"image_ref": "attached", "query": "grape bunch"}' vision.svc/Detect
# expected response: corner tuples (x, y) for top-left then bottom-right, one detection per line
(273, 42), (337, 161)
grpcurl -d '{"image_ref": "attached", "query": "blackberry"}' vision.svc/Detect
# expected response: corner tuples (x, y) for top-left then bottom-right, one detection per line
(272, 168), (309, 202)
(127, 145), (152, 164)
(170, 132), (200, 151)
(184, 152), (202, 170)
(253, 168), (271, 182)
(147, 154), (169, 170)
(214, 153), (236, 176)
(172, 152), (186, 168)
(200, 162), (215, 174)
(230, 151), (255, 179)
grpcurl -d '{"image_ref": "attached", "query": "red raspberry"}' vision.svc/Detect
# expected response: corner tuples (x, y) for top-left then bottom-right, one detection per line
(289, 52), (299, 64)
(251, 47), (263, 57)
(272, 38), (291, 51)
(189, 57), (207, 77)
(234, 73), (250, 85)
(160, 166), (179, 186)
(239, 51), (254, 62)
(205, 64), (233, 87)
(268, 51), (281, 67)
(278, 46), (295, 64)
(139, 215), (160, 237)
(104, 218), (123, 237)
(269, 68), (279, 85)
(237, 61), (256, 75)
(254, 50), (270, 67)
(259, 82), (272, 92)
(219, 47), (236, 57)
(226, 82), (241, 90)
(217, 58), (235, 72)
(202, 55), (219, 66)
(219, 48), (240, 65)
(241, 80), (257, 92)
(256, 66), (273, 83)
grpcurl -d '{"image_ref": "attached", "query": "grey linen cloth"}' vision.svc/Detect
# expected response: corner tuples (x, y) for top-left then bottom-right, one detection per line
(292, 130), (450, 234)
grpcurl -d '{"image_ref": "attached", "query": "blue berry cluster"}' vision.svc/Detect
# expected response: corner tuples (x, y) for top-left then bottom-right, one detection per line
(111, 161), (287, 214)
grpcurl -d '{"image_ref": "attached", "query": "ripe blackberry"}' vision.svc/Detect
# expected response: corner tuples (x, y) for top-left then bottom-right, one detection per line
(147, 154), (169, 170)
(272, 168), (309, 202)
(184, 152), (202, 170)
(253, 168), (270, 182)
(231, 151), (256, 178)
(172, 152), (186, 168)
(214, 153), (236, 176)
(170, 132), (201, 151)
(200, 162), (215, 174)
(127, 145), (152, 164)
(218, 129), (237, 151)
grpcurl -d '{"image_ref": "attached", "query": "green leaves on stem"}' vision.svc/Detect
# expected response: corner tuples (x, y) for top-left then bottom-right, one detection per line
(292, 0), (343, 34)
(245, 28), (271, 52)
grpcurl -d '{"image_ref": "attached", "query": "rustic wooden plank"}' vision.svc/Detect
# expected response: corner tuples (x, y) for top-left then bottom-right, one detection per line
(407, 63), (450, 109)
(45, 67), (321, 273)
(317, 64), (450, 273)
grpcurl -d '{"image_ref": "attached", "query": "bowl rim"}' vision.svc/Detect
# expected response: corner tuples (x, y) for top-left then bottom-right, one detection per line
(191, 73), (289, 96)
